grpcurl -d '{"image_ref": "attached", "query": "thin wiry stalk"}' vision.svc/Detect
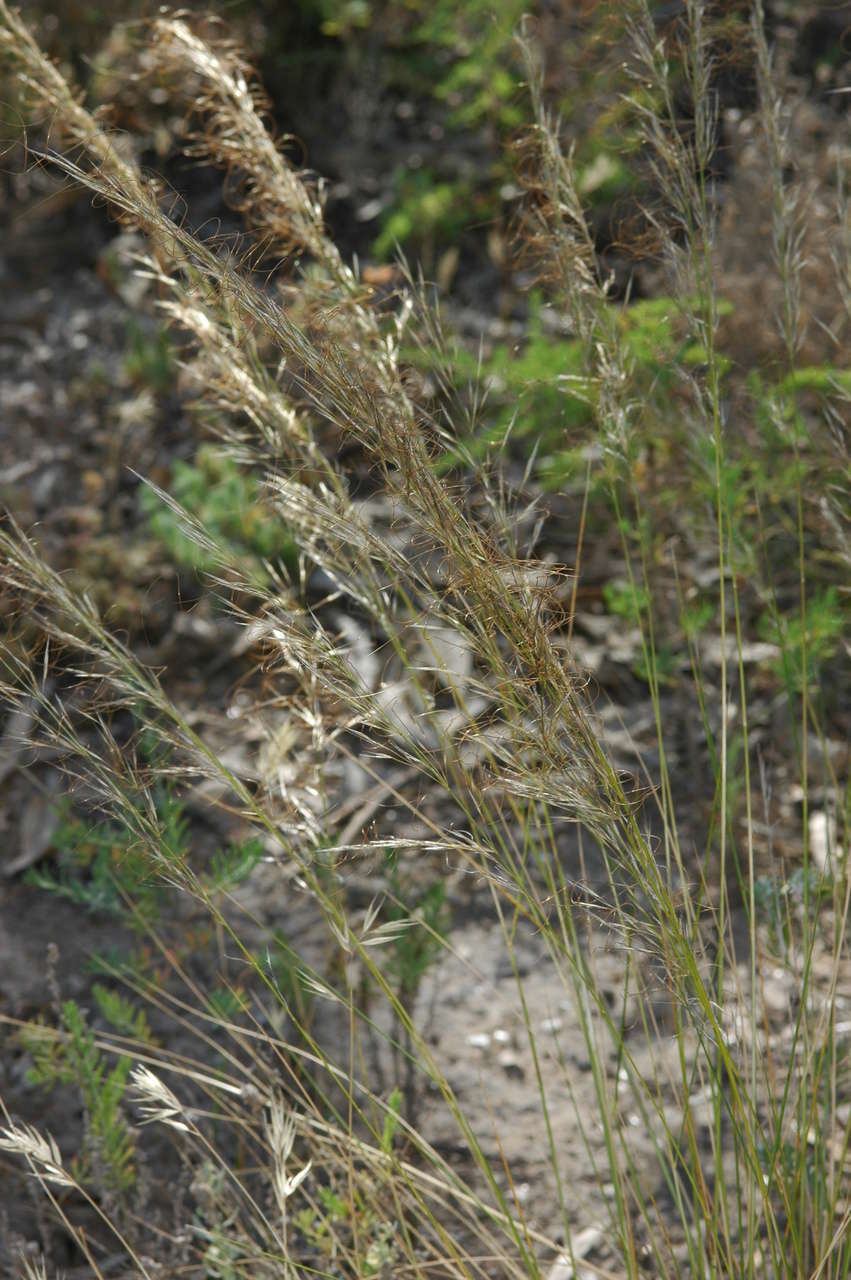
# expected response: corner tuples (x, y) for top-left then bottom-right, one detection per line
(749, 7), (849, 1275)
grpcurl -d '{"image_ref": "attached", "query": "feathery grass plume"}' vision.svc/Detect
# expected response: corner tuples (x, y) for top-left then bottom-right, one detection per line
(0, 6), (654, 893)
(515, 5), (850, 1278)
(0, 1112), (155, 1277)
(751, 0), (807, 368)
(1, 446), (568, 1270)
(750, 5), (851, 1272)
(2, 2), (851, 1277)
(265, 1092), (311, 1270)
(149, 16), (335, 268)
(144, 12), (418, 438)
(1, 5), (595, 756)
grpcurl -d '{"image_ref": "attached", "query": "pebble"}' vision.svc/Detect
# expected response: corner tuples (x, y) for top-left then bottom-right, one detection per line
(497, 1049), (524, 1079)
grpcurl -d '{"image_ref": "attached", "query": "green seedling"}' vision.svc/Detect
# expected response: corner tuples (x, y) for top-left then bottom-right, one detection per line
(759, 587), (846, 696)
(383, 860), (450, 1002)
(373, 168), (477, 262)
(124, 319), (174, 392)
(22, 999), (137, 1196)
(140, 444), (299, 582)
(27, 786), (189, 925)
(293, 1179), (399, 1276)
(602, 578), (650, 626)
(92, 982), (155, 1044)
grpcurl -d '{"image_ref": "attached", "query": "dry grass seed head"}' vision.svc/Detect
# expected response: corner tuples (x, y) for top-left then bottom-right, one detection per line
(0, 1122), (74, 1188)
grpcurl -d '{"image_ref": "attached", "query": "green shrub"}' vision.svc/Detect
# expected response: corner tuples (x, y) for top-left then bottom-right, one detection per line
(372, 168), (475, 261)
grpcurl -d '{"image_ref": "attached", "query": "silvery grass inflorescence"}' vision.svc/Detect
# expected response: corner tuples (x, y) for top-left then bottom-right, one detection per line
(0, 1122), (73, 1188)
(0, 2), (849, 1278)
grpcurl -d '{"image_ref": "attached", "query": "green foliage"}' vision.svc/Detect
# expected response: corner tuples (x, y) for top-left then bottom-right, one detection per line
(204, 836), (265, 894)
(27, 787), (189, 924)
(619, 295), (734, 377)
(413, 0), (526, 130)
(191, 1160), (252, 1280)
(753, 865), (829, 960)
(430, 294), (734, 488)
(124, 318), (174, 392)
(634, 641), (677, 686)
(30, 788), (267, 947)
(602, 578), (649, 626)
(383, 855), (450, 999)
(22, 999), (136, 1195)
(207, 985), (250, 1021)
(681, 596), (714, 639)
(310, 0), (529, 265)
(778, 366), (851, 396)
(373, 168), (476, 261)
(140, 444), (298, 581)
(314, 0), (372, 38)
(602, 579), (679, 685)
(92, 982), (155, 1044)
(293, 1179), (400, 1276)
(427, 301), (593, 480)
(380, 1085), (403, 1153)
(280, 0), (526, 130)
(759, 587), (846, 695)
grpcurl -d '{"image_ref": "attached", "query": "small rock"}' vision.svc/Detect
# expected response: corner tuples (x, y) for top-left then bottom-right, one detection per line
(497, 1049), (524, 1080)
(809, 809), (841, 873)
(546, 1226), (604, 1280)
(762, 977), (791, 1024)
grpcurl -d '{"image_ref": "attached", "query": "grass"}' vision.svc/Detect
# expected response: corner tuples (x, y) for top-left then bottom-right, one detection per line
(0, 1), (850, 1277)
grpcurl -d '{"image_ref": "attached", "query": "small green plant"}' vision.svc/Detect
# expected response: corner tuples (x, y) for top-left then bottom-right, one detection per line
(380, 1084), (404, 1153)
(602, 578), (649, 626)
(27, 786), (189, 924)
(382, 853), (450, 1001)
(30, 789), (268, 935)
(619, 295), (734, 373)
(204, 835), (265, 893)
(124, 318), (174, 392)
(759, 586), (846, 695)
(778, 365), (851, 397)
(22, 999), (137, 1196)
(408, 0), (526, 130)
(293, 1180), (400, 1276)
(314, 0), (372, 38)
(429, 293), (734, 488)
(753, 865), (829, 959)
(140, 444), (298, 581)
(92, 982), (156, 1043)
(680, 595), (714, 639)
(207, 984), (251, 1021)
(373, 168), (476, 262)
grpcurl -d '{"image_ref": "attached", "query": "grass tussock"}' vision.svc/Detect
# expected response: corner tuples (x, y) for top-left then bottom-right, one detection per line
(1, 1), (850, 1277)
